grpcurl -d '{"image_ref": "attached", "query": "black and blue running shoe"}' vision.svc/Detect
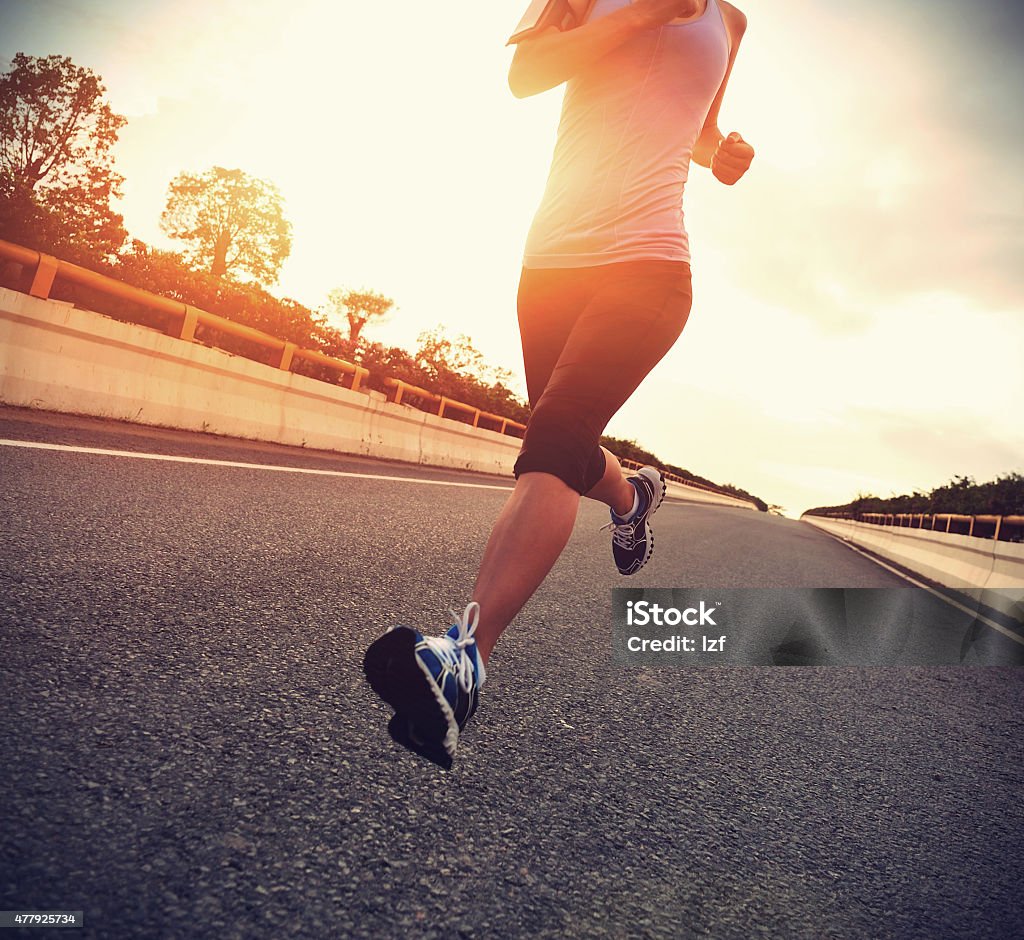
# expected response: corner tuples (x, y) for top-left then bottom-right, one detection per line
(601, 466), (666, 576)
(363, 602), (486, 768)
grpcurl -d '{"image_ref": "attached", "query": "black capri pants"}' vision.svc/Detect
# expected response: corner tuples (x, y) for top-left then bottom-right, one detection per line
(513, 260), (693, 494)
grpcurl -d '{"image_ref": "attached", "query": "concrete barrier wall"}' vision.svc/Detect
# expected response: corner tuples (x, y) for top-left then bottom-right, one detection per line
(0, 288), (521, 475)
(665, 478), (758, 510)
(802, 515), (1024, 618)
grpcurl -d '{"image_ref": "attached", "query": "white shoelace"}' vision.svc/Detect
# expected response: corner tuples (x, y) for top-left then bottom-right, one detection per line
(600, 518), (638, 549)
(419, 601), (481, 693)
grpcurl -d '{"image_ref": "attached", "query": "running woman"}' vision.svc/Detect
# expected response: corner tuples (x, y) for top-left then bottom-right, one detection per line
(364, 0), (755, 766)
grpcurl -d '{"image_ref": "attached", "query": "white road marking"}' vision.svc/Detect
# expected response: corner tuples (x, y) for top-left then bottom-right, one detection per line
(0, 438), (515, 491)
(819, 530), (1024, 647)
(0, 437), (695, 507)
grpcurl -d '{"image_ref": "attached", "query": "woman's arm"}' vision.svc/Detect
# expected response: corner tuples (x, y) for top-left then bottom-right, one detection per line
(508, 0), (702, 98)
(692, 1), (748, 167)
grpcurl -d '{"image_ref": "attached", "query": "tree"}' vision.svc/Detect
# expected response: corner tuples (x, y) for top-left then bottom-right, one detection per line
(415, 325), (513, 387)
(160, 166), (292, 283)
(0, 53), (127, 259)
(326, 287), (394, 345)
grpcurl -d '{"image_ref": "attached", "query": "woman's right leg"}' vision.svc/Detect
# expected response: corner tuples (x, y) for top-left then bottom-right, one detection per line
(467, 267), (592, 663)
(468, 445), (635, 663)
(469, 471), (580, 664)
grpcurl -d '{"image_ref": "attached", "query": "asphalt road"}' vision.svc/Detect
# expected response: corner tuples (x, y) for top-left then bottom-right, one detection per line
(1, 407), (1022, 939)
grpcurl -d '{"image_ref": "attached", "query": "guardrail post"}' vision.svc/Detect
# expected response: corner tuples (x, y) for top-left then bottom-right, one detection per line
(279, 342), (296, 372)
(179, 306), (200, 342)
(472, 409), (481, 428)
(438, 398), (447, 419)
(351, 368), (365, 392)
(993, 517), (1002, 541)
(968, 516), (975, 537)
(29, 253), (59, 299)
(945, 515), (952, 532)
(499, 418), (508, 435)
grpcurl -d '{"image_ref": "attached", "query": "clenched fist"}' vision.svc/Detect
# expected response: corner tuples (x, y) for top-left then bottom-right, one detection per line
(711, 132), (755, 185)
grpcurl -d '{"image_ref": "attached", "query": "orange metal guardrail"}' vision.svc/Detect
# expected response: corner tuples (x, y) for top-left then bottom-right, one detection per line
(0, 238), (533, 439)
(810, 511), (1024, 542)
(0, 238), (369, 390)
(383, 378), (526, 436)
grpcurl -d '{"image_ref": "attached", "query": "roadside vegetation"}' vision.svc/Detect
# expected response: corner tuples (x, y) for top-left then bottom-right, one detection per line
(805, 473), (1024, 518)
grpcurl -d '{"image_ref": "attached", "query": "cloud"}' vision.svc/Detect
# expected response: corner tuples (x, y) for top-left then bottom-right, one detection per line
(701, 164), (1024, 329)
(862, 408), (1023, 485)
(702, 0), (1024, 332)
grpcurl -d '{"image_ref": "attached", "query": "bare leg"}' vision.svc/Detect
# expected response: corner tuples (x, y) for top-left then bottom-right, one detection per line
(469, 449), (641, 664)
(583, 446), (635, 515)
(470, 471), (580, 664)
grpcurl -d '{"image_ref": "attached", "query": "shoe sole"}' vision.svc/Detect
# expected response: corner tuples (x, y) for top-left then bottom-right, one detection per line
(363, 628), (456, 762)
(387, 713), (453, 770)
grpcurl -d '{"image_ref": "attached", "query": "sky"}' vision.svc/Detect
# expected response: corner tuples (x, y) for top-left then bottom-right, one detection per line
(1, 0), (1021, 515)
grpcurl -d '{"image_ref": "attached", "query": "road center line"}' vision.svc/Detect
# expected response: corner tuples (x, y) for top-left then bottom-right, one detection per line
(820, 530), (1024, 647)
(0, 438), (516, 491)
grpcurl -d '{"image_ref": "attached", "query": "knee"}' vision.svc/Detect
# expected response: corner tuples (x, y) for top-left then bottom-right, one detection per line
(513, 396), (603, 494)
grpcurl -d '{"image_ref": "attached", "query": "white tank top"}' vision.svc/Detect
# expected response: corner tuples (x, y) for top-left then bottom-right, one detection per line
(523, 0), (730, 268)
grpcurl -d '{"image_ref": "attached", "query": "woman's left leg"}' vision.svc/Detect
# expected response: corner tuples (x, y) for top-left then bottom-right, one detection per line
(584, 446), (636, 516)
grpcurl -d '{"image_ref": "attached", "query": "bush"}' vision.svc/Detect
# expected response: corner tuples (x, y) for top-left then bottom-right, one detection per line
(111, 243), (319, 347)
